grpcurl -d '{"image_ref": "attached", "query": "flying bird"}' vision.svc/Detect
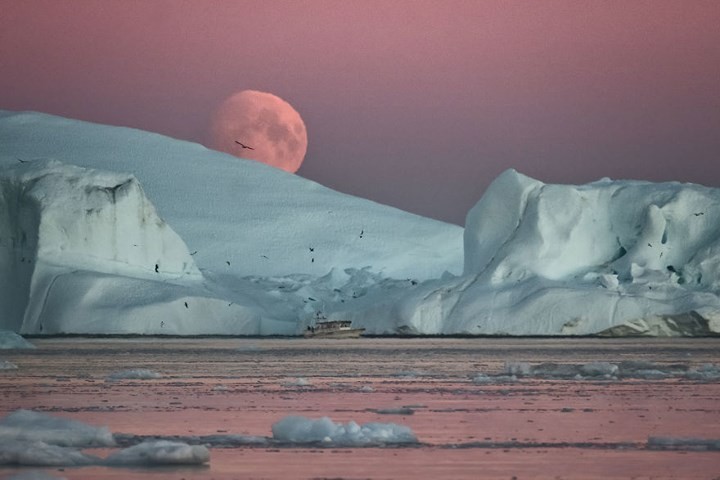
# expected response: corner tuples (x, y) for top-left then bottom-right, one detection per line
(16, 158), (28, 164)
(235, 140), (255, 150)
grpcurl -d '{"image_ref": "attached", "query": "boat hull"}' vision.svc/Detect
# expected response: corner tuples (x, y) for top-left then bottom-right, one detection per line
(303, 328), (365, 339)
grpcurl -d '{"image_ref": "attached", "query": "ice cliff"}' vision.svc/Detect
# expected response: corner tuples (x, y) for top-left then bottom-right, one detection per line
(1, 111), (719, 336)
(331, 170), (720, 336)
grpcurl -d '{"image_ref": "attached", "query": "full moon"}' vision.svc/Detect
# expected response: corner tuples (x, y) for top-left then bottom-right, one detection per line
(208, 90), (308, 173)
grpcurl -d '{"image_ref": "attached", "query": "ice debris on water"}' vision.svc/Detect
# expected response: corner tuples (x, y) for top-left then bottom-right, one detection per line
(496, 360), (720, 380)
(282, 377), (312, 387)
(0, 359), (18, 370)
(0, 410), (115, 447)
(0, 410), (209, 467)
(648, 436), (720, 450)
(104, 440), (210, 466)
(0, 441), (100, 466)
(271, 416), (417, 445)
(105, 368), (162, 381)
(472, 374), (517, 384)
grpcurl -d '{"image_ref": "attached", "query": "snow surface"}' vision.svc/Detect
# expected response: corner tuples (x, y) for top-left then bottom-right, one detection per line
(271, 416), (417, 445)
(0, 331), (35, 349)
(329, 169), (720, 335)
(1, 111), (719, 336)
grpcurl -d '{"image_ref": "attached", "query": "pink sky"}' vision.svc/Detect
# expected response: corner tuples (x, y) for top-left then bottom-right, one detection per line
(1, 0), (719, 224)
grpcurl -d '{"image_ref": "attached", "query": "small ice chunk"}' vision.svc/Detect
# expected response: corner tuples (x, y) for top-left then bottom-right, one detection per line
(104, 440), (210, 466)
(271, 416), (417, 445)
(0, 410), (115, 447)
(504, 362), (531, 376)
(685, 364), (720, 381)
(282, 377), (311, 387)
(359, 385), (374, 392)
(599, 274), (620, 290)
(106, 369), (162, 381)
(0, 359), (18, 370)
(0, 331), (35, 349)
(472, 374), (517, 384)
(634, 369), (671, 380)
(580, 362), (619, 377)
(0, 441), (99, 466)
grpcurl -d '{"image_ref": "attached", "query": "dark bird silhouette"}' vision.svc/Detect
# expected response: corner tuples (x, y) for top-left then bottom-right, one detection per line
(235, 140), (255, 150)
(261, 255), (269, 259)
(154, 263), (159, 273)
(309, 247), (314, 252)
(226, 260), (231, 266)
(16, 158), (28, 164)
(360, 229), (364, 238)
(190, 250), (197, 256)
(694, 212), (705, 216)
(184, 302), (188, 308)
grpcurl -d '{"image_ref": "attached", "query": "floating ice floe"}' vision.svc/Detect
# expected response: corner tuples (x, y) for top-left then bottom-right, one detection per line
(0, 441), (99, 466)
(282, 377), (312, 387)
(0, 410), (115, 448)
(271, 416), (417, 445)
(105, 369), (163, 381)
(0, 359), (18, 370)
(0, 410), (210, 467)
(104, 440), (209, 466)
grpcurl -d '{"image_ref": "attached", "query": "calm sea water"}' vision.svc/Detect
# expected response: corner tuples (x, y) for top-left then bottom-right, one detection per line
(1, 337), (719, 479)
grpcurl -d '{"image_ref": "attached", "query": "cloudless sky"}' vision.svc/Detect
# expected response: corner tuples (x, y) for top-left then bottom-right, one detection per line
(1, 0), (719, 225)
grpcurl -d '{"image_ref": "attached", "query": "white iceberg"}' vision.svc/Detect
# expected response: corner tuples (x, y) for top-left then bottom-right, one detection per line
(104, 440), (210, 466)
(0, 441), (99, 466)
(0, 410), (115, 448)
(271, 416), (417, 445)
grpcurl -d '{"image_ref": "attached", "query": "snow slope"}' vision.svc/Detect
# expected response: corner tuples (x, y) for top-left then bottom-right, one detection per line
(0, 110), (462, 281)
(0, 110), (462, 334)
(327, 170), (720, 335)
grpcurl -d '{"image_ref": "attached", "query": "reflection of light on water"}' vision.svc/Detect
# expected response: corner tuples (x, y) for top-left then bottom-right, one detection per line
(1, 338), (719, 478)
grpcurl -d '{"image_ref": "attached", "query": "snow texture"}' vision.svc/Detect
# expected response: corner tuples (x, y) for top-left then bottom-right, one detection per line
(271, 416), (417, 445)
(334, 169), (720, 335)
(2, 111), (720, 336)
(0, 110), (462, 336)
(0, 410), (115, 448)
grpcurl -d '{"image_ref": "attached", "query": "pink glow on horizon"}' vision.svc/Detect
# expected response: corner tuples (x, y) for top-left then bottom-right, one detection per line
(1, 1), (719, 223)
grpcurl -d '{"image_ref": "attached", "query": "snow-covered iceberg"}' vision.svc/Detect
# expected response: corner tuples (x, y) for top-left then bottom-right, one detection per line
(1, 110), (719, 336)
(0, 110), (462, 335)
(333, 170), (720, 335)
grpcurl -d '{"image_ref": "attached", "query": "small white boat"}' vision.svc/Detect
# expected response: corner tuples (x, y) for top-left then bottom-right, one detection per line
(304, 320), (365, 338)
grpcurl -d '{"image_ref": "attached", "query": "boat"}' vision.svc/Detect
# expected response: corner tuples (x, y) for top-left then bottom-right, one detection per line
(304, 320), (365, 338)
